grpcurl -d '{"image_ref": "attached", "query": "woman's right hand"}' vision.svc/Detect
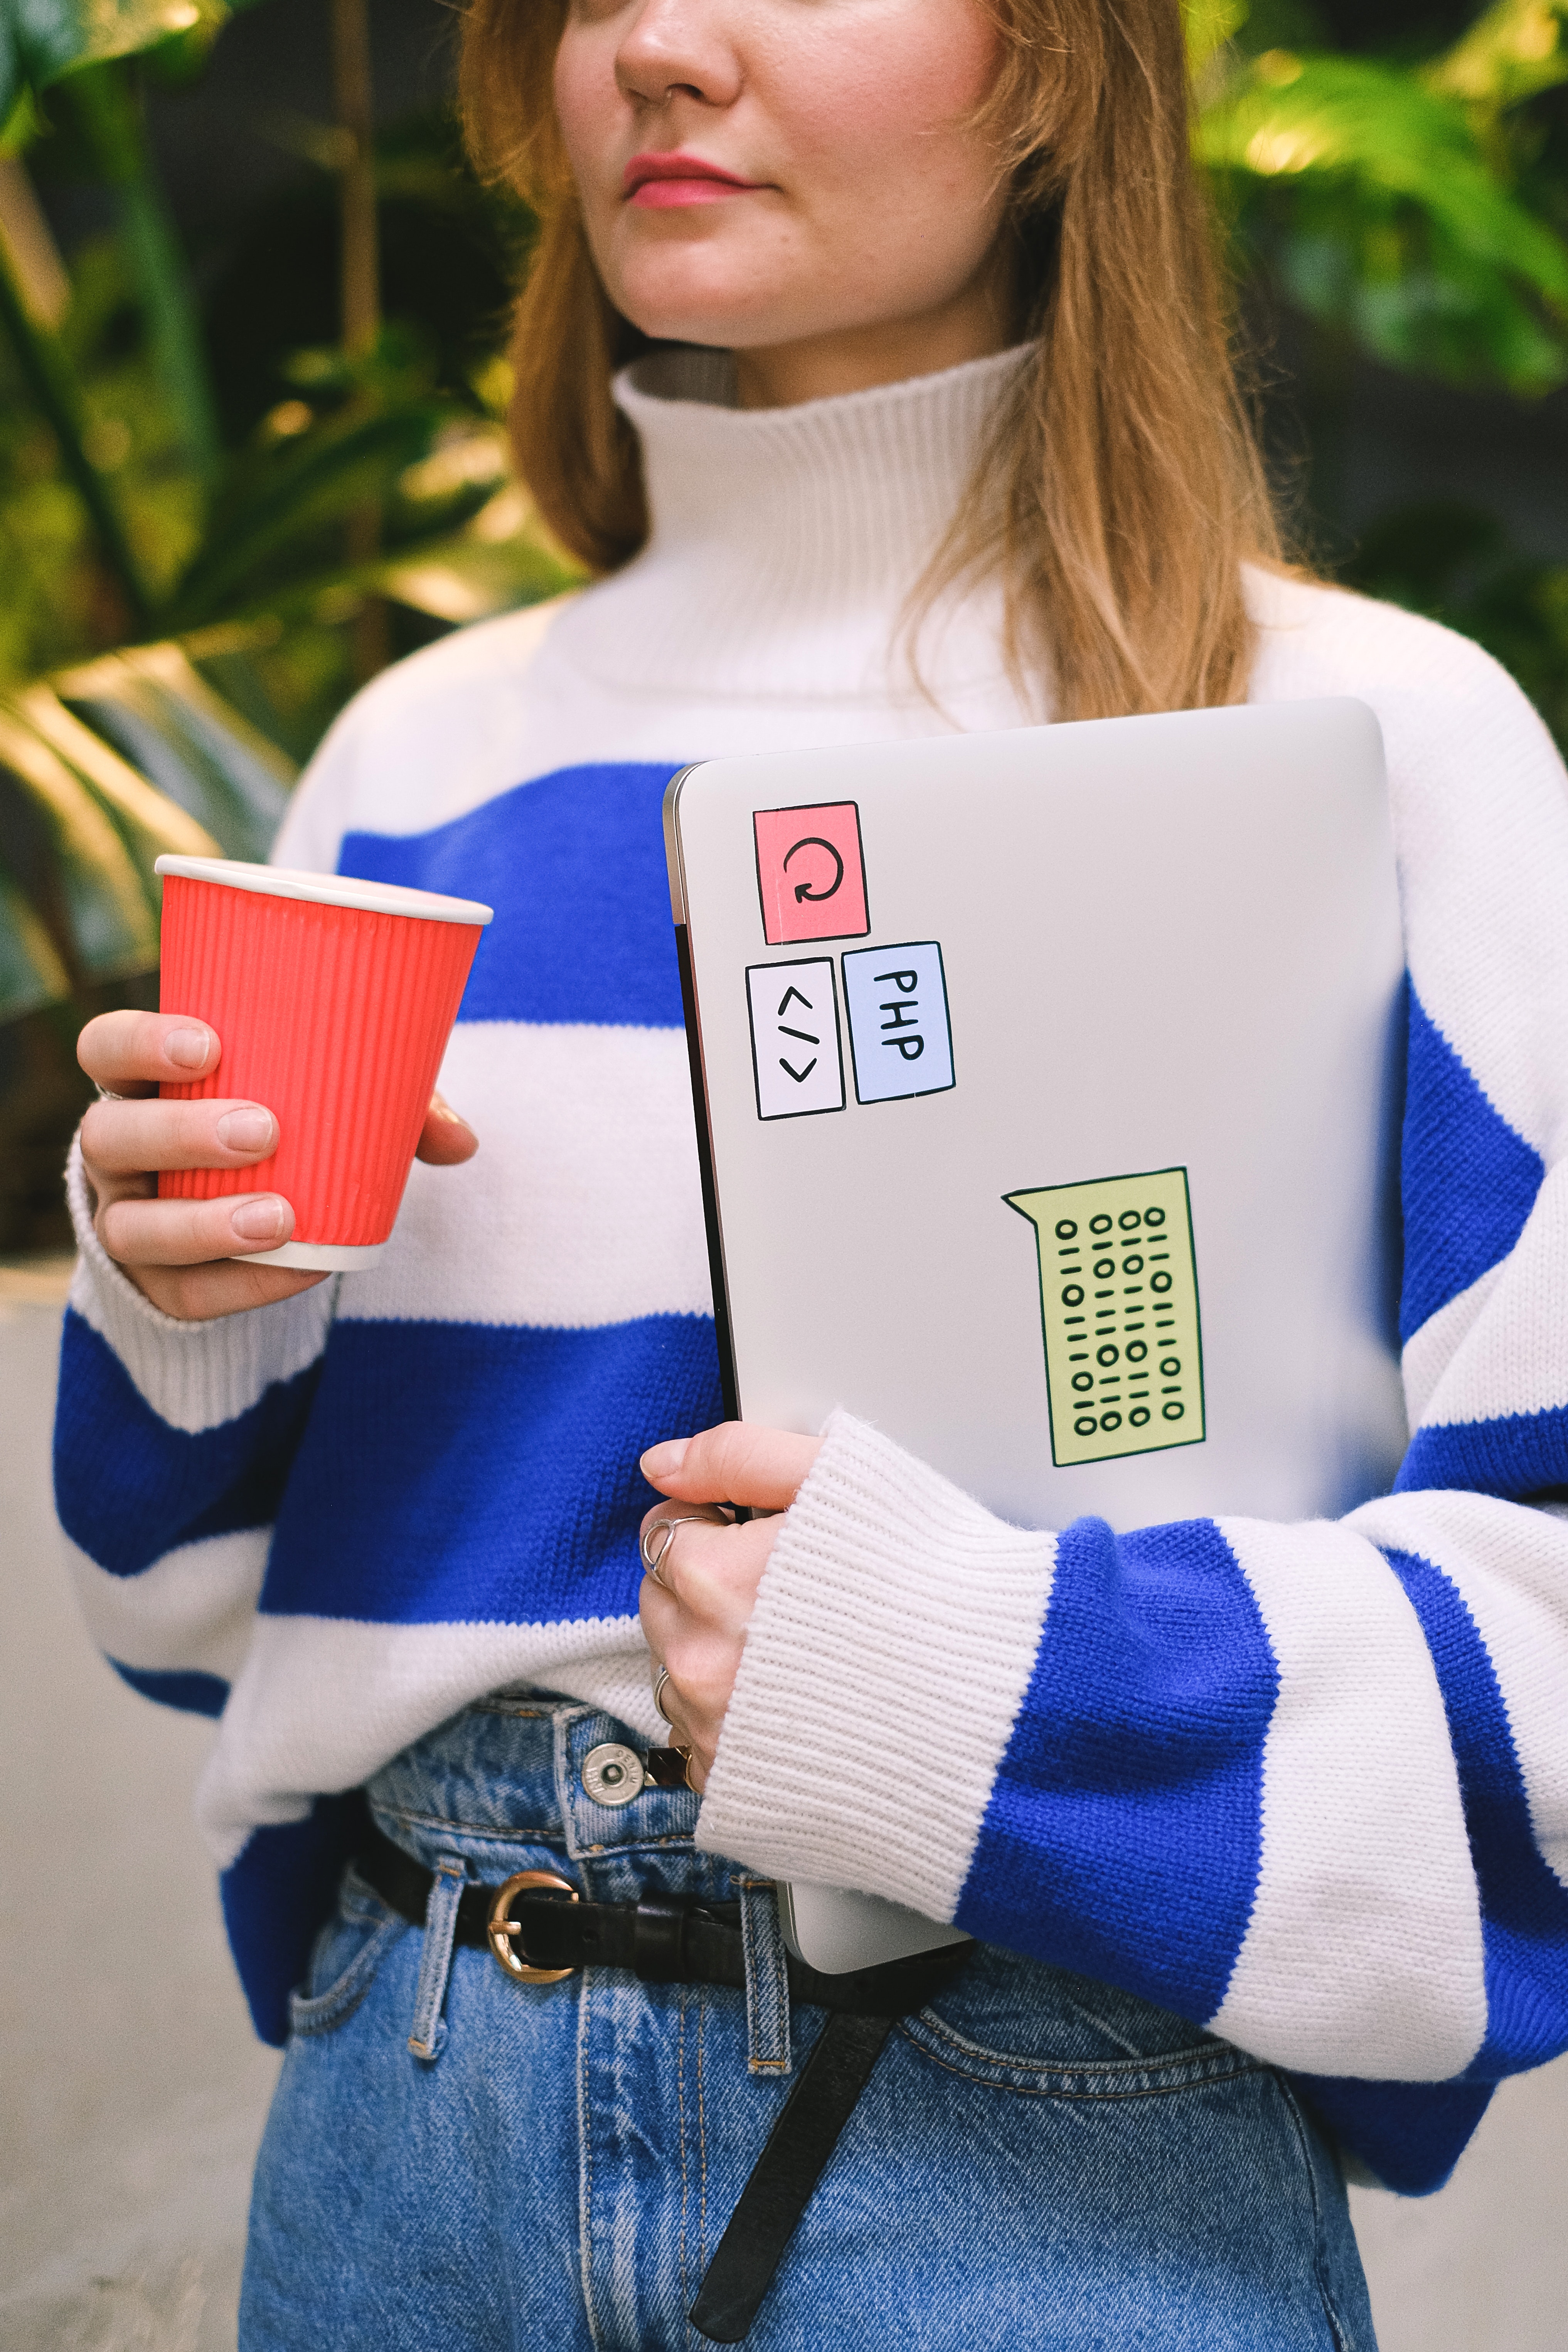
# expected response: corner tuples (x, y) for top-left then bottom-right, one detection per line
(76, 1009), (478, 1323)
(76, 1010), (324, 1322)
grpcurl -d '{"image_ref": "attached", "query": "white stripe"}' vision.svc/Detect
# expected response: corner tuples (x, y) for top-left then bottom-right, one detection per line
(1210, 1515), (1485, 2079)
(269, 599), (573, 858)
(1406, 1161), (1568, 1430)
(66, 1139), (337, 1434)
(1401, 1260), (1504, 1429)
(65, 1527), (268, 1684)
(695, 1409), (1057, 1922)
(1248, 572), (1568, 1159)
(336, 1023), (713, 1330)
(195, 1612), (653, 1868)
(270, 594), (1029, 870)
(1350, 1489), (1568, 1894)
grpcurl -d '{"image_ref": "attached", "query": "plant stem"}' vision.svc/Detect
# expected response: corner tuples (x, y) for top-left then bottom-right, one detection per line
(68, 62), (222, 485)
(0, 237), (154, 631)
(331, 0), (388, 680)
(332, 0), (380, 362)
(0, 158), (70, 330)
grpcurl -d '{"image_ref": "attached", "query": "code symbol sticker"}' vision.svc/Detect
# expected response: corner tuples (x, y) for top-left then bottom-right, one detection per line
(746, 958), (846, 1120)
(1005, 1168), (1204, 1467)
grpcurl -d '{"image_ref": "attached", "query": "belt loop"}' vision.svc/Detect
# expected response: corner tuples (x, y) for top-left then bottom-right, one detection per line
(408, 1854), (467, 2062)
(739, 1879), (792, 2076)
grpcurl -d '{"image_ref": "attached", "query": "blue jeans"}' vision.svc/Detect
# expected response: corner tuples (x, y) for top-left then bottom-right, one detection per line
(239, 1691), (1377, 2350)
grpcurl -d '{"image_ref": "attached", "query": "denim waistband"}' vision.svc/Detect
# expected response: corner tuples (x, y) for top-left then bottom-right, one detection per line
(360, 1686), (785, 2073)
(362, 1687), (727, 1902)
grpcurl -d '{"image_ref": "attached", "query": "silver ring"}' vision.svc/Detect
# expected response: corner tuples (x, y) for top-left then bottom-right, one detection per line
(94, 1084), (128, 1103)
(639, 1509), (725, 1590)
(653, 1663), (678, 1727)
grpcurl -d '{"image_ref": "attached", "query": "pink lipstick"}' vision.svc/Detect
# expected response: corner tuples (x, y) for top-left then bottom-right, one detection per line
(624, 152), (765, 208)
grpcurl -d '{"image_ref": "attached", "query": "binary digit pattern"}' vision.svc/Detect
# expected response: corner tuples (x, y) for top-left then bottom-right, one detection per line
(1006, 1167), (1205, 1468)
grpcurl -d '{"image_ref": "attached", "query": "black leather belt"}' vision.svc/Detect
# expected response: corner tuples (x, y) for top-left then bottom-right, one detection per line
(355, 1815), (969, 2342)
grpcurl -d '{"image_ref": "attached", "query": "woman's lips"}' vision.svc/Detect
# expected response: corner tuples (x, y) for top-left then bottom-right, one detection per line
(624, 152), (765, 209)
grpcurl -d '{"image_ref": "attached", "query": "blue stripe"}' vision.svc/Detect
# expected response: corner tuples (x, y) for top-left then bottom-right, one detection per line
(220, 1795), (363, 2046)
(1382, 1546), (1568, 2077)
(1400, 991), (1542, 1342)
(1291, 2076), (1493, 2197)
(1396, 1399), (1568, 1500)
(1292, 1539), (1568, 2191)
(340, 762), (686, 1029)
(263, 1313), (724, 1625)
(110, 1661), (229, 1717)
(53, 1308), (321, 1577)
(955, 1517), (1276, 2023)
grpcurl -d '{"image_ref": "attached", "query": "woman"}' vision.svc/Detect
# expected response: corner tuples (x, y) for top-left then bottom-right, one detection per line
(58, 0), (1568, 2343)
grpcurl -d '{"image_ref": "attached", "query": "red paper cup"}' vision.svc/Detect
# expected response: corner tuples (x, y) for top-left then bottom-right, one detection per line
(153, 856), (492, 1271)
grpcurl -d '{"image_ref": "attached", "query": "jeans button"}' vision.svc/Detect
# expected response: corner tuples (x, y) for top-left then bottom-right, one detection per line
(582, 1742), (645, 1807)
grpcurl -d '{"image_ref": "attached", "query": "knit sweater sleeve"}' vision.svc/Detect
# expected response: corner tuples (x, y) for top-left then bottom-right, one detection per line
(54, 1154), (338, 1717)
(49, 673), (389, 1719)
(52, 601), (577, 1724)
(695, 615), (1568, 2172)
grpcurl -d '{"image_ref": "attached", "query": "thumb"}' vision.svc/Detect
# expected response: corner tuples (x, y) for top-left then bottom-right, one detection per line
(640, 1421), (820, 1509)
(414, 1092), (478, 1166)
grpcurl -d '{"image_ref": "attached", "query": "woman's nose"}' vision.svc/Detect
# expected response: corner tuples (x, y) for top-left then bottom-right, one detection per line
(615, 0), (743, 113)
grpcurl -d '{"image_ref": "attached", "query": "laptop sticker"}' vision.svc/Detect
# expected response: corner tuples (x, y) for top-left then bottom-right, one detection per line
(754, 802), (869, 946)
(747, 958), (846, 1119)
(1004, 1168), (1205, 1466)
(842, 942), (955, 1104)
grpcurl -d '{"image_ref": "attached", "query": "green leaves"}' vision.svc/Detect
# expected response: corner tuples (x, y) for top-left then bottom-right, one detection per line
(46, 641), (293, 861)
(1183, 0), (1251, 80)
(1427, 0), (1568, 114)
(0, 0), (227, 131)
(0, 635), (301, 1026)
(1198, 39), (1568, 390)
(0, 697), (166, 1011)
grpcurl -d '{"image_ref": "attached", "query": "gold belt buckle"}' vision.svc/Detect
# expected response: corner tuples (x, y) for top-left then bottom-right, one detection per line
(487, 1870), (579, 1983)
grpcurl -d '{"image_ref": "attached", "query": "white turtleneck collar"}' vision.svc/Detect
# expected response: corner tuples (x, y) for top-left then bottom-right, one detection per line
(553, 342), (1036, 714)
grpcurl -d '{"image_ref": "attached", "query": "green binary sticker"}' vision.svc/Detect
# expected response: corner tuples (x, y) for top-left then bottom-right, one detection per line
(1004, 1168), (1205, 1467)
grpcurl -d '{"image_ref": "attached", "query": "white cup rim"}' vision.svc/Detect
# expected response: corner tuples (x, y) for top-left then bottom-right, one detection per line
(154, 855), (493, 927)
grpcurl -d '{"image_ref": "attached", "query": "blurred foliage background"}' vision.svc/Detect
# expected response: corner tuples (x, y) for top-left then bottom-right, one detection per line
(0, 0), (1564, 1250)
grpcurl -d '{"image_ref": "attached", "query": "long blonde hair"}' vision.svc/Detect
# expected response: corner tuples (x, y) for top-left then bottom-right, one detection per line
(460, 0), (1284, 720)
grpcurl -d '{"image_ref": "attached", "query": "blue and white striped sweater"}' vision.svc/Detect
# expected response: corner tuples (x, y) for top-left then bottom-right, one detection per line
(49, 350), (1568, 2200)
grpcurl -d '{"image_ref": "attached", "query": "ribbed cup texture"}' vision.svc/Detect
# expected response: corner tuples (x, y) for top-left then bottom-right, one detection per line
(158, 876), (482, 1246)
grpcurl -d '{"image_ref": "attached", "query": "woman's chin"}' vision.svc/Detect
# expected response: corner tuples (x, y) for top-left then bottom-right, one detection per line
(611, 261), (815, 356)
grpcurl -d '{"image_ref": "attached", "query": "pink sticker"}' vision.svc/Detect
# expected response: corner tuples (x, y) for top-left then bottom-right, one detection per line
(753, 802), (869, 946)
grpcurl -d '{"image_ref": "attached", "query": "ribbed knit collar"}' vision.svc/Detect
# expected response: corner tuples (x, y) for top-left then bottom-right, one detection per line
(561, 342), (1033, 705)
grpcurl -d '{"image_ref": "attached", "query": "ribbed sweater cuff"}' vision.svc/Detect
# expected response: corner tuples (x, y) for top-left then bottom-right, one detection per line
(64, 1129), (336, 1433)
(694, 1409), (1056, 1923)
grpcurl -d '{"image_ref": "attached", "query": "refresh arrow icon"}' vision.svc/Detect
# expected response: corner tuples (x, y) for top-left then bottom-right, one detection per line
(782, 837), (844, 904)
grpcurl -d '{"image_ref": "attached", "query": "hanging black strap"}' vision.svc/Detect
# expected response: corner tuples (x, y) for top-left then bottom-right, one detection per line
(352, 1813), (968, 2342)
(687, 2009), (896, 2343)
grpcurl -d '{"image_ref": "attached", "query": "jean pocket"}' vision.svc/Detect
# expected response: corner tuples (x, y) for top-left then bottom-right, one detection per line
(288, 1866), (408, 2039)
(902, 1944), (1261, 2101)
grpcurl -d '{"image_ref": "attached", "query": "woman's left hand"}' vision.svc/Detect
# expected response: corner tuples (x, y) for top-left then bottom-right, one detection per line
(638, 1422), (821, 1792)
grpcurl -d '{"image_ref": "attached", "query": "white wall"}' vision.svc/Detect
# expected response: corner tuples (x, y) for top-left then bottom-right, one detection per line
(0, 1272), (277, 2352)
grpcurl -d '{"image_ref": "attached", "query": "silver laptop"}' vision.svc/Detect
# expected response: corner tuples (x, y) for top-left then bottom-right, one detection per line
(664, 699), (1404, 1972)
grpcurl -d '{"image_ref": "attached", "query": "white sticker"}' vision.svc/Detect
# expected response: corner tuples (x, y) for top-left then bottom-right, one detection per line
(842, 941), (954, 1103)
(747, 958), (845, 1120)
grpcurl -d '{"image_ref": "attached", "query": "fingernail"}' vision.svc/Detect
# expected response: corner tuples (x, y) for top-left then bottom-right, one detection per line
(429, 1093), (467, 1124)
(641, 1439), (687, 1478)
(231, 1198), (286, 1243)
(216, 1107), (276, 1155)
(166, 1026), (212, 1071)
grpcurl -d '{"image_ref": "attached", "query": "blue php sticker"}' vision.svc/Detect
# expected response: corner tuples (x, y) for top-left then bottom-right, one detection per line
(842, 941), (954, 1104)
